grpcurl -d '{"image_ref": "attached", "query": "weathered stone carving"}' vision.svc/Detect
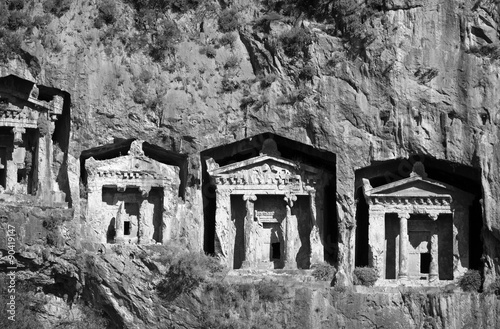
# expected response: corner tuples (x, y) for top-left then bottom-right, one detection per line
(362, 162), (474, 284)
(208, 139), (330, 269)
(0, 75), (66, 205)
(85, 140), (180, 245)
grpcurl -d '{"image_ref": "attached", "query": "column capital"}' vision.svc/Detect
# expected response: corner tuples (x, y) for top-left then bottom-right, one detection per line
(139, 186), (151, 198)
(284, 192), (297, 207)
(11, 127), (26, 145)
(242, 194), (257, 202)
(428, 213), (439, 221)
(399, 212), (411, 220)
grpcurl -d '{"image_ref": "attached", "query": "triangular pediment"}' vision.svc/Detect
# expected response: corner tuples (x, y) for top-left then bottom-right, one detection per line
(86, 155), (162, 175)
(366, 176), (468, 199)
(208, 155), (320, 176)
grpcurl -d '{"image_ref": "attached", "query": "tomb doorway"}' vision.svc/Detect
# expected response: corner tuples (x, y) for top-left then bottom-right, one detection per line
(102, 187), (164, 244)
(262, 222), (283, 269)
(408, 230), (431, 280)
(254, 195), (286, 269)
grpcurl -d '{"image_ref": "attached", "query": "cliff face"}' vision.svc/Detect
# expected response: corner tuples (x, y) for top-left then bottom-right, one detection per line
(1, 0), (500, 327)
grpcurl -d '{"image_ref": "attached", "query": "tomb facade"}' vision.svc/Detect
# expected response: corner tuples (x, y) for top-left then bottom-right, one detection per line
(0, 75), (66, 205)
(362, 162), (474, 283)
(85, 140), (180, 245)
(207, 140), (331, 269)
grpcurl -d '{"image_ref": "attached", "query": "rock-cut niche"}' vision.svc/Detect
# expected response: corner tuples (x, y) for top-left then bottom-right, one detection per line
(80, 139), (187, 245)
(354, 157), (483, 284)
(201, 133), (337, 270)
(0, 74), (71, 207)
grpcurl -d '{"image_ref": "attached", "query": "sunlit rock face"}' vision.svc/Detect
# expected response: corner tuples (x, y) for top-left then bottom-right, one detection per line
(1, 0), (500, 327)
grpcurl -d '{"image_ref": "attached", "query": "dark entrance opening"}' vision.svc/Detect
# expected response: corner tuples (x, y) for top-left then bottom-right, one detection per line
(106, 218), (116, 243)
(421, 253), (431, 274)
(271, 242), (281, 260)
(0, 146), (6, 189)
(124, 221), (131, 236)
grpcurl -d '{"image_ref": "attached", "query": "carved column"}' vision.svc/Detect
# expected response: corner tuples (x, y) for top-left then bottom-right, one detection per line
(368, 210), (386, 277)
(138, 199), (149, 245)
(283, 193), (297, 269)
(242, 194), (257, 268)
(452, 203), (470, 277)
(215, 188), (232, 267)
(429, 214), (439, 282)
(115, 202), (124, 243)
(308, 189), (322, 265)
(398, 212), (410, 280)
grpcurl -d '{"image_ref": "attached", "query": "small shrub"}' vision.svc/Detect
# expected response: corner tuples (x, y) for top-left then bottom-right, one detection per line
(79, 181), (88, 199)
(7, 0), (25, 11)
(150, 20), (180, 61)
(279, 27), (312, 57)
(221, 76), (239, 92)
(43, 0), (72, 18)
(311, 263), (337, 281)
(256, 280), (284, 302)
(0, 30), (23, 62)
(0, 279), (44, 329)
(139, 69), (153, 83)
(169, 0), (201, 13)
(285, 86), (312, 104)
(299, 63), (316, 80)
(132, 85), (147, 104)
(486, 277), (500, 295)
(41, 30), (62, 52)
(223, 54), (240, 70)
(470, 43), (500, 60)
(353, 266), (378, 286)
(219, 32), (237, 48)
(199, 45), (216, 58)
(258, 73), (277, 88)
(32, 14), (52, 28)
(241, 94), (258, 107)
(459, 269), (482, 292)
(97, 0), (118, 26)
(218, 8), (240, 33)
(7, 10), (31, 30)
(156, 252), (224, 301)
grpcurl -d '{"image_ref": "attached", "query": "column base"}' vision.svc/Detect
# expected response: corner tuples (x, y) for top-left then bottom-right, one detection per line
(241, 260), (252, 269)
(429, 274), (439, 282)
(398, 274), (408, 280)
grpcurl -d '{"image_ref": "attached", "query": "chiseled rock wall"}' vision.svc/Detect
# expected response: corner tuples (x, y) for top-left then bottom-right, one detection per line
(1, 0), (500, 326)
(1, 0), (494, 281)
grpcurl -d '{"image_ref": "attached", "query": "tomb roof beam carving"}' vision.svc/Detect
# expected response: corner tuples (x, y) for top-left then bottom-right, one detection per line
(370, 204), (452, 216)
(367, 195), (453, 207)
(0, 101), (61, 122)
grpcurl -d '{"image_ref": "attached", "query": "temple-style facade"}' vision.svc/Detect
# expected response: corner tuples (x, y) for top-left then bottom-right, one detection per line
(208, 139), (330, 269)
(85, 140), (180, 245)
(362, 162), (473, 283)
(0, 75), (67, 206)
